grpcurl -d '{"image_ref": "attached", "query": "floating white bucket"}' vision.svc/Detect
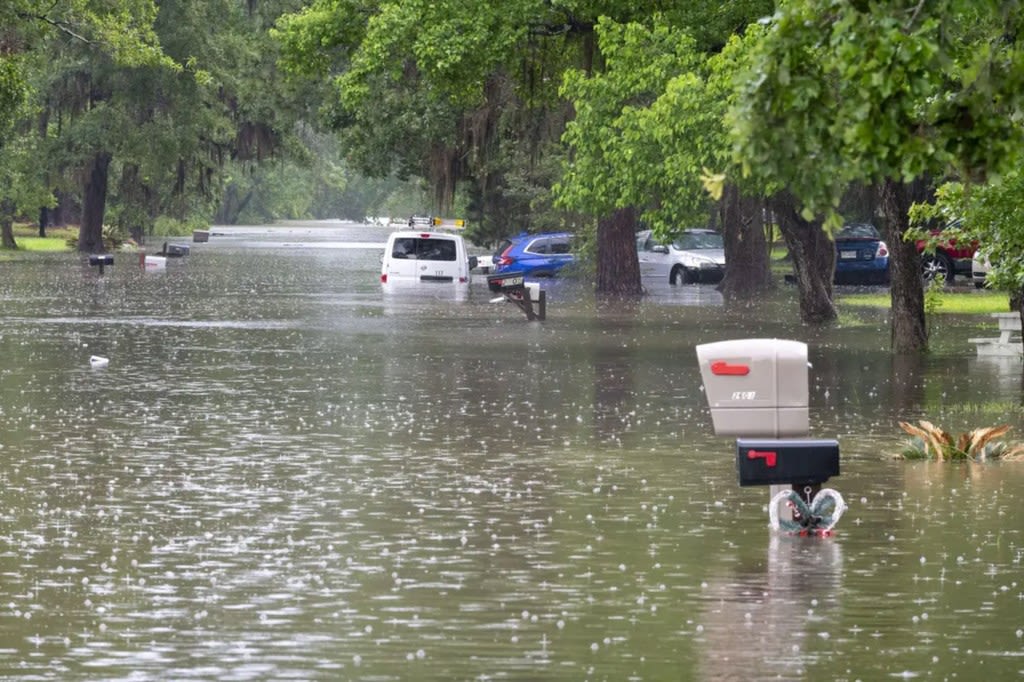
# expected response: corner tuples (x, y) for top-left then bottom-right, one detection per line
(141, 253), (167, 269)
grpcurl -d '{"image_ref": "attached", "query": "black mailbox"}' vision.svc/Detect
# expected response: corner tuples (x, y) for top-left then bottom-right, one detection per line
(88, 254), (114, 274)
(487, 271), (525, 293)
(736, 438), (839, 487)
(165, 243), (190, 257)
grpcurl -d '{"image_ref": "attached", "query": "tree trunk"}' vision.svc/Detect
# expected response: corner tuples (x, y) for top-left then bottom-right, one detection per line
(78, 151), (112, 253)
(768, 192), (836, 324)
(1012, 287), (1024, 356)
(1, 199), (18, 249)
(718, 183), (773, 302)
(878, 178), (928, 353)
(595, 206), (643, 297)
(38, 206), (48, 237)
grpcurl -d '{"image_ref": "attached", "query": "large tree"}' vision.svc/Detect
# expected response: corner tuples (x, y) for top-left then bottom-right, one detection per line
(731, 0), (1024, 351)
(21, 0), (307, 252)
(273, 1), (775, 292)
(557, 18), (774, 301)
(0, 0), (172, 250)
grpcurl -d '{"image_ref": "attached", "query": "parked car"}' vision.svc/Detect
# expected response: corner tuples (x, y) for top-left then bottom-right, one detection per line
(972, 250), (991, 289)
(915, 220), (977, 283)
(834, 223), (889, 285)
(491, 231), (574, 279)
(636, 229), (725, 284)
(380, 230), (474, 285)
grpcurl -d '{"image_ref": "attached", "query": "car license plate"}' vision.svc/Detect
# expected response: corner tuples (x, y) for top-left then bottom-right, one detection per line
(840, 250), (857, 260)
(502, 275), (523, 287)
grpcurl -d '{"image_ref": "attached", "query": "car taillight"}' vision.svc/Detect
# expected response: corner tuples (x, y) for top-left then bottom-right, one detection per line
(498, 246), (514, 267)
(876, 242), (889, 258)
(381, 274), (388, 283)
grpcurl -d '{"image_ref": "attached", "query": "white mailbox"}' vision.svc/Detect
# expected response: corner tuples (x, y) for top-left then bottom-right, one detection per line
(695, 338), (809, 438)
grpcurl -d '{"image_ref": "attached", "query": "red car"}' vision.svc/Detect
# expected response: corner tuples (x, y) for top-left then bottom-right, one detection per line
(915, 223), (977, 283)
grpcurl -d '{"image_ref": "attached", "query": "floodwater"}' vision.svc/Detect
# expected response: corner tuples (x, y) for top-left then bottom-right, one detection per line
(1, 221), (1023, 680)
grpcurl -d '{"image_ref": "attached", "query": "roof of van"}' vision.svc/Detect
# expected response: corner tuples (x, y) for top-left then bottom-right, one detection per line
(387, 230), (463, 239)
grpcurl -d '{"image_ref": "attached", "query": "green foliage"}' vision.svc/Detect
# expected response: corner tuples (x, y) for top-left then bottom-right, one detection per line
(731, 1), (1024, 221)
(923, 272), (945, 318)
(913, 174), (1024, 295)
(557, 17), (723, 236)
(0, 56), (29, 138)
(152, 215), (207, 237)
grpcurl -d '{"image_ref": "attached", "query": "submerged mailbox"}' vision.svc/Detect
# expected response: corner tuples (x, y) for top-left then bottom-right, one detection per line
(736, 438), (839, 487)
(696, 338), (840, 490)
(696, 338), (809, 438)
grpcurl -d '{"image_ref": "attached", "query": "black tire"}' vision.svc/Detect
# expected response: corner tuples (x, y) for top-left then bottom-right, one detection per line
(921, 252), (954, 284)
(669, 265), (685, 285)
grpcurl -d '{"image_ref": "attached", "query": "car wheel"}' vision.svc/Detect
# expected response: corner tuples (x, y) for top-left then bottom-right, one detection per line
(921, 252), (954, 284)
(669, 265), (685, 285)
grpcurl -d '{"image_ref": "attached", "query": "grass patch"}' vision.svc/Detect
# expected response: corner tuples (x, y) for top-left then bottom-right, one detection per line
(15, 236), (72, 251)
(840, 289), (1011, 314)
(4, 224), (77, 253)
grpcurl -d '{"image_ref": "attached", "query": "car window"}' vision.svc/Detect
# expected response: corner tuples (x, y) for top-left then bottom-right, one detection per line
(493, 239), (513, 259)
(549, 238), (572, 255)
(836, 224), (880, 239)
(391, 237), (417, 259)
(526, 238), (551, 254)
(674, 232), (723, 250)
(392, 237), (456, 261)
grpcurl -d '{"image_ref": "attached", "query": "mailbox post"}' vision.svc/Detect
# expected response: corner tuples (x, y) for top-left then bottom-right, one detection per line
(486, 271), (546, 321)
(696, 338), (844, 534)
(88, 254), (114, 275)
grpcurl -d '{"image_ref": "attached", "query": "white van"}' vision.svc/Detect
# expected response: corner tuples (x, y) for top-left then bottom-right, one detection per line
(380, 230), (476, 285)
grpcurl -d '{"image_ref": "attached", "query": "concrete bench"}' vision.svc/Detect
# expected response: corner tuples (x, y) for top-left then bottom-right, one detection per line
(970, 312), (1022, 356)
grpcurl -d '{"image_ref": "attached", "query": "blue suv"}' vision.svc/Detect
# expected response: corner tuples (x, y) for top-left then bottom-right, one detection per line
(492, 231), (575, 279)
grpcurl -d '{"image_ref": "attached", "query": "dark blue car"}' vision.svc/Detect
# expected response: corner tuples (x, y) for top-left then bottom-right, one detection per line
(834, 223), (889, 285)
(492, 231), (574, 278)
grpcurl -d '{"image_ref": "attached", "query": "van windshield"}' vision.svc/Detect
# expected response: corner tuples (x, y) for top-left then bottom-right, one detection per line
(391, 237), (457, 261)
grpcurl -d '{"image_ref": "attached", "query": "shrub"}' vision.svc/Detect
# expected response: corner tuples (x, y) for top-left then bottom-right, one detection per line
(896, 420), (1024, 461)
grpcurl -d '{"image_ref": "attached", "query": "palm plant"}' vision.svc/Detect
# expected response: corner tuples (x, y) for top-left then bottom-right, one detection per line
(896, 420), (1024, 461)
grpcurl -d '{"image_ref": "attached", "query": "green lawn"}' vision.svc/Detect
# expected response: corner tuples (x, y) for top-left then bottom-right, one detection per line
(2, 224), (76, 254)
(839, 289), (1011, 314)
(14, 236), (72, 251)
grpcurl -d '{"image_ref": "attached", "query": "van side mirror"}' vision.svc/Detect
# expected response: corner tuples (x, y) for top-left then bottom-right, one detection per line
(652, 244), (669, 254)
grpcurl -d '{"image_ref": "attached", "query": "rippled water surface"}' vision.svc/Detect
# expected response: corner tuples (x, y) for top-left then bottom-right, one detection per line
(1, 222), (1023, 680)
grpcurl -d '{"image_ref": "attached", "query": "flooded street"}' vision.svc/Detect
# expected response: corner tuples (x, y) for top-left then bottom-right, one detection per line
(1, 221), (1023, 680)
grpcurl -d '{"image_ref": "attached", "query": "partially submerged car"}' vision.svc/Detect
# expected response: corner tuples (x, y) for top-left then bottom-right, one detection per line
(491, 231), (574, 279)
(380, 231), (475, 285)
(834, 223), (889, 285)
(636, 229), (725, 284)
(972, 250), (991, 289)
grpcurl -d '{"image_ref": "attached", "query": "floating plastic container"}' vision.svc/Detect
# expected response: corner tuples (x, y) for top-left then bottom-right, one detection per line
(141, 253), (167, 269)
